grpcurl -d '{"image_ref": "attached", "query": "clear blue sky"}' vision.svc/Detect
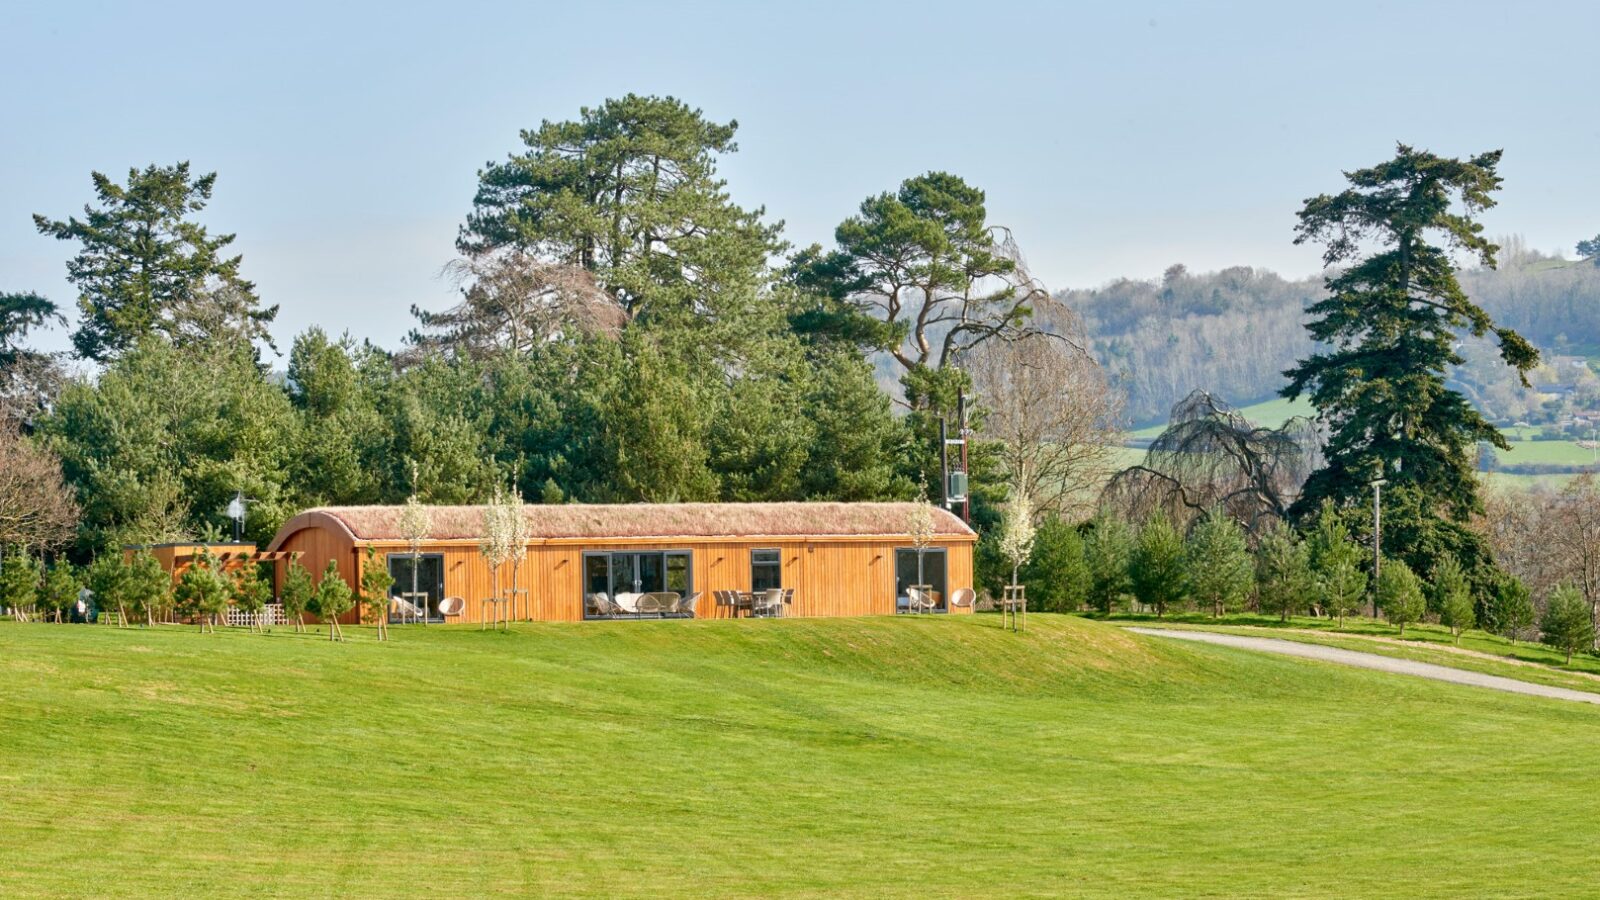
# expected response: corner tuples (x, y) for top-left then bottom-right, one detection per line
(4, 0), (1598, 357)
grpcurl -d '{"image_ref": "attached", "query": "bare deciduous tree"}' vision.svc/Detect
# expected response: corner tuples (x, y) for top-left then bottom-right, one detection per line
(969, 318), (1122, 522)
(0, 426), (78, 551)
(406, 250), (627, 362)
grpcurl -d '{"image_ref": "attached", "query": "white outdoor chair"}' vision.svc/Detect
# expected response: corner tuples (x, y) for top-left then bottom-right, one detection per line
(676, 592), (702, 617)
(950, 588), (976, 610)
(438, 596), (466, 617)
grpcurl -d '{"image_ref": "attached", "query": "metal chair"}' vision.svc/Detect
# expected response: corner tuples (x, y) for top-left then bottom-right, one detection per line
(677, 592), (702, 618)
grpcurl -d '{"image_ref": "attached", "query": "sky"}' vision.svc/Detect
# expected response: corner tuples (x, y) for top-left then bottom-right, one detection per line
(3, 0), (1598, 357)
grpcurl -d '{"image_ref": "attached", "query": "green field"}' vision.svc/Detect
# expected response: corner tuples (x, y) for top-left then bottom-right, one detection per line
(1130, 396), (1316, 440)
(5, 615), (1600, 896)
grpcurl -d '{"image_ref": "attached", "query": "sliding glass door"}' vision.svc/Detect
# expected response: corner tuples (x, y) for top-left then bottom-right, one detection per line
(583, 550), (692, 617)
(388, 553), (444, 622)
(895, 547), (948, 613)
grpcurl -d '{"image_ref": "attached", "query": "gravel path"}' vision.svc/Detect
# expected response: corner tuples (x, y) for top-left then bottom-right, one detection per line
(1127, 627), (1600, 706)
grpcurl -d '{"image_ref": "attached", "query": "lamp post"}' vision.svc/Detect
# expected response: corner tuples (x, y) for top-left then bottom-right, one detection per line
(1370, 478), (1386, 619)
(225, 492), (253, 543)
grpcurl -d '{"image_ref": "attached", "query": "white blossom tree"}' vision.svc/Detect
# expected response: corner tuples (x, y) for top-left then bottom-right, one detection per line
(397, 485), (431, 624)
(478, 487), (514, 629)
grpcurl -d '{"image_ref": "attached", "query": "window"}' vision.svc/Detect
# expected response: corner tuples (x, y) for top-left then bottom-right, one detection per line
(388, 553), (445, 622)
(582, 550), (693, 618)
(895, 547), (948, 613)
(751, 549), (782, 593)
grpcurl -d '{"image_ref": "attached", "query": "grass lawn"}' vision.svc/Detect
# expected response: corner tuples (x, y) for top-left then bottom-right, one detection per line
(1109, 612), (1600, 695)
(6, 615), (1600, 896)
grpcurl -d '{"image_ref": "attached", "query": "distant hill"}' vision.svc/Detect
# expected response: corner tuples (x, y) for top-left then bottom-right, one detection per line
(1049, 248), (1600, 428)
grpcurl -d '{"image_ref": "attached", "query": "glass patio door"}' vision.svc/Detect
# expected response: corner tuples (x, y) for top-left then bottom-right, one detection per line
(388, 553), (444, 622)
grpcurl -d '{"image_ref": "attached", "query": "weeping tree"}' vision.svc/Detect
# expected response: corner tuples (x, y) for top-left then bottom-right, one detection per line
(1104, 391), (1321, 536)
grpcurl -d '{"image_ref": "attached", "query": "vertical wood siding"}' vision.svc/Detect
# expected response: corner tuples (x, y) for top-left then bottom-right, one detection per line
(272, 528), (975, 624)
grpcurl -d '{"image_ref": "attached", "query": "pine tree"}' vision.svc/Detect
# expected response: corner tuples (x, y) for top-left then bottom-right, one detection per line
(1308, 501), (1367, 626)
(312, 560), (354, 642)
(1084, 513), (1133, 614)
(1255, 524), (1313, 621)
(1184, 513), (1254, 617)
(1484, 574), (1535, 645)
(281, 559), (314, 633)
(1432, 555), (1475, 644)
(1540, 585), (1595, 664)
(1131, 513), (1186, 617)
(1377, 559), (1426, 635)
(0, 551), (43, 620)
(1286, 145), (1537, 580)
(34, 163), (277, 361)
(1023, 517), (1090, 613)
(360, 545), (395, 640)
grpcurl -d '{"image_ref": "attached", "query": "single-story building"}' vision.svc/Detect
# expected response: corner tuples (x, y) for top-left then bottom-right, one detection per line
(266, 502), (977, 623)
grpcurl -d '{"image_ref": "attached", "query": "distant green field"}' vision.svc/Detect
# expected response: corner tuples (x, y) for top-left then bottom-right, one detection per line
(1129, 395), (1315, 439)
(1495, 438), (1600, 467)
(7, 616), (1600, 896)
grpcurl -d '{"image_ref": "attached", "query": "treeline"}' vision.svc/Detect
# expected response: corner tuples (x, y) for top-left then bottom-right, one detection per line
(36, 331), (910, 553)
(3, 93), (1087, 569)
(1010, 501), (1594, 661)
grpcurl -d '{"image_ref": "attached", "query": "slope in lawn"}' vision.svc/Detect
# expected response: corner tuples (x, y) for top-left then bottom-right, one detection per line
(4, 615), (1600, 897)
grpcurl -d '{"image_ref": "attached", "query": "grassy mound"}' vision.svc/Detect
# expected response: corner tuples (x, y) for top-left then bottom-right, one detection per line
(4, 615), (1599, 896)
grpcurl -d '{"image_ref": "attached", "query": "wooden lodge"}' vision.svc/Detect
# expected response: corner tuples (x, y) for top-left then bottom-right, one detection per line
(264, 502), (977, 624)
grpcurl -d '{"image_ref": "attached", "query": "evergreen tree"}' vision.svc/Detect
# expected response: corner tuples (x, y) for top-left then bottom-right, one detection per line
(460, 94), (781, 344)
(1185, 513), (1253, 617)
(174, 550), (230, 633)
(40, 562), (80, 623)
(798, 351), (915, 501)
(0, 292), (63, 371)
(1484, 574), (1535, 645)
(1540, 585), (1595, 664)
(1377, 559), (1426, 635)
(1255, 524), (1313, 621)
(85, 554), (130, 626)
(1308, 501), (1367, 626)
(359, 545), (395, 641)
(1131, 513), (1186, 617)
(230, 566), (272, 632)
(281, 559), (314, 633)
(0, 551), (42, 618)
(1286, 145), (1537, 581)
(1432, 555), (1475, 644)
(33, 163), (277, 361)
(123, 549), (171, 626)
(1084, 513), (1133, 614)
(312, 560), (354, 642)
(1023, 517), (1090, 613)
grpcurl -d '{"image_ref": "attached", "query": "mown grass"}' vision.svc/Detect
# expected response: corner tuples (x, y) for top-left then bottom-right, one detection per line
(5, 614), (1600, 896)
(1112, 613), (1600, 695)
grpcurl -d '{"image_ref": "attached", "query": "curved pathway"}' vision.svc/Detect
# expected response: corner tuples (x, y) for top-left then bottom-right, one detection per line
(1127, 627), (1600, 706)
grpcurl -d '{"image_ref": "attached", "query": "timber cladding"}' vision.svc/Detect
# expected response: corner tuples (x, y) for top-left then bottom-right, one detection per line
(266, 503), (977, 624)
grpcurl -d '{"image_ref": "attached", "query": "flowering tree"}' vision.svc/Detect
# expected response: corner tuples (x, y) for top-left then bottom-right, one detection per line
(503, 486), (530, 620)
(479, 487), (514, 629)
(999, 486), (1037, 592)
(397, 487), (430, 624)
(906, 491), (938, 600)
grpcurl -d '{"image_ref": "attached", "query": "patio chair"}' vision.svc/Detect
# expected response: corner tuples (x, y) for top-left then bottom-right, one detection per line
(906, 588), (938, 614)
(639, 592), (677, 617)
(587, 592), (623, 618)
(949, 588), (976, 610)
(438, 596), (466, 617)
(754, 588), (784, 618)
(676, 592), (702, 618)
(781, 587), (795, 614)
